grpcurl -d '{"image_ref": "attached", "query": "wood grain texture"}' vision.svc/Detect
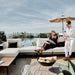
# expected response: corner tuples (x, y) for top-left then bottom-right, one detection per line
(0, 57), (15, 67)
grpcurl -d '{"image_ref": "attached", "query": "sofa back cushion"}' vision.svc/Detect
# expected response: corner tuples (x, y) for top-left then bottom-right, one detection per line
(59, 37), (65, 42)
(37, 37), (65, 47)
(37, 38), (49, 47)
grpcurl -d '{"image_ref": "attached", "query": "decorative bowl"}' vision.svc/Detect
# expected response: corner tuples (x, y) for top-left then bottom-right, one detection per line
(38, 60), (56, 66)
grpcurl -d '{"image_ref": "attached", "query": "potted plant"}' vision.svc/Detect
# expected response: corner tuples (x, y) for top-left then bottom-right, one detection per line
(59, 59), (75, 75)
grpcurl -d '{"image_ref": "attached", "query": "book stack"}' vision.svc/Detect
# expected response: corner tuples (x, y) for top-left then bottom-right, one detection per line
(0, 61), (4, 64)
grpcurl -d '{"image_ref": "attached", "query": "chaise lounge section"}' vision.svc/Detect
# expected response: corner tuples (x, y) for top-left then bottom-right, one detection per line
(0, 39), (22, 57)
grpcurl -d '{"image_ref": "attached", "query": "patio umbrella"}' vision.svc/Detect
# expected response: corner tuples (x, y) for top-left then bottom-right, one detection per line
(50, 15), (75, 32)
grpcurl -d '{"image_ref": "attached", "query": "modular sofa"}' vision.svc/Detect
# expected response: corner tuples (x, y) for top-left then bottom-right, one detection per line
(0, 36), (75, 57)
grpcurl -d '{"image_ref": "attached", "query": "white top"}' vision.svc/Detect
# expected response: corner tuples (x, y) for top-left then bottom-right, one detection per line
(66, 27), (72, 41)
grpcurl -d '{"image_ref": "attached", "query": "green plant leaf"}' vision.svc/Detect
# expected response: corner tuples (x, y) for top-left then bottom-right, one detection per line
(59, 64), (69, 71)
(68, 59), (75, 75)
(59, 59), (75, 75)
(62, 70), (72, 75)
(68, 59), (75, 70)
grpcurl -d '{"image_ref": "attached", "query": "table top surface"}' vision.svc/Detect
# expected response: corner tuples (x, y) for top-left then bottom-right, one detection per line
(0, 57), (15, 67)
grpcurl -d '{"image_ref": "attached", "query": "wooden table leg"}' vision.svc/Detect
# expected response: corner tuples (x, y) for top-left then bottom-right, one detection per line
(6, 67), (9, 75)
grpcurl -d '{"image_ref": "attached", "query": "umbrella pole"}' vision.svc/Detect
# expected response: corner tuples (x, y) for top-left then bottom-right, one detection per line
(62, 20), (64, 33)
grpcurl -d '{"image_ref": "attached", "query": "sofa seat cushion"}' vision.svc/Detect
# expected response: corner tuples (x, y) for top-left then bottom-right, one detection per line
(0, 48), (19, 57)
(42, 49), (53, 54)
(52, 47), (65, 53)
(19, 46), (41, 53)
(42, 47), (64, 54)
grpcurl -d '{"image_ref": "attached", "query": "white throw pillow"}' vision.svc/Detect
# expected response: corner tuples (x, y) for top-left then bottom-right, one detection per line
(59, 37), (65, 42)
(37, 38), (49, 47)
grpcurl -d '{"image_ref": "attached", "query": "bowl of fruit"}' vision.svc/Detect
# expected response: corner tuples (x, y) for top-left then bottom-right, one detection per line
(38, 56), (57, 66)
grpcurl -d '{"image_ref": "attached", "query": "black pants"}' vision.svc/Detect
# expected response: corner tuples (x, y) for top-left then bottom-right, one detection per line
(42, 43), (56, 50)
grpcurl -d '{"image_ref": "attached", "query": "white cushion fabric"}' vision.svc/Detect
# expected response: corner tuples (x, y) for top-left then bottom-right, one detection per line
(52, 47), (65, 52)
(0, 48), (19, 57)
(59, 37), (65, 42)
(37, 38), (65, 47)
(37, 38), (49, 47)
(3, 42), (8, 49)
(19, 46), (41, 52)
(59, 33), (63, 36)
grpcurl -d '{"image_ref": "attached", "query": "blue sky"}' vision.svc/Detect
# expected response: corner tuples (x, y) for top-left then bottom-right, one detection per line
(0, 0), (75, 34)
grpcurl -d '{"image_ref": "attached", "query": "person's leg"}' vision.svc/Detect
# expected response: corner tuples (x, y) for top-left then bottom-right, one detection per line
(35, 43), (47, 52)
(65, 40), (70, 57)
(69, 40), (74, 57)
(42, 43), (47, 48)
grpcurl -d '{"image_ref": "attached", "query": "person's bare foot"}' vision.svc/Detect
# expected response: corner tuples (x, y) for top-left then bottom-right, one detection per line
(35, 49), (43, 54)
(35, 49), (40, 52)
(35, 49), (40, 54)
(39, 50), (42, 54)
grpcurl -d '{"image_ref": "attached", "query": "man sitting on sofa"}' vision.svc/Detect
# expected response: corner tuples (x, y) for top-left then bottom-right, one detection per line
(63, 21), (73, 60)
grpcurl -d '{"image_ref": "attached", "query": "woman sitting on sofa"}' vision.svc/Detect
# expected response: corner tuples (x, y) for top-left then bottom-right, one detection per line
(35, 30), (59, 53)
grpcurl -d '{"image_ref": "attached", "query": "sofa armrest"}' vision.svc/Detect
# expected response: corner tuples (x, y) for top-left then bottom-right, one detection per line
(3, 42), (8, 49)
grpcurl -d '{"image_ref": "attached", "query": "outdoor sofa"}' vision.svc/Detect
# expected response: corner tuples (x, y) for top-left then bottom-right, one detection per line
(0, 28), (75, 57)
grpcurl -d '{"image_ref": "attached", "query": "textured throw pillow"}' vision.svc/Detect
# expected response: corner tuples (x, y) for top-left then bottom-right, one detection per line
(8, 42), (17, 48)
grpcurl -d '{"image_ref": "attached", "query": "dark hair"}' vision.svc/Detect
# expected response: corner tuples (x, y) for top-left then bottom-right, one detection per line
(67, 21), (71, 24)
(51, 30), (56, 33)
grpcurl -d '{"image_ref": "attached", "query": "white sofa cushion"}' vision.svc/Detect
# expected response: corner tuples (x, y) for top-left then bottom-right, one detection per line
(37, 38), (49, 47)
(52, 47), (65, 52)
(19, 46), (41, 53)
(37, 37), (65, 47)
(19, 46), (65, 54)
(59, 37), (65, 42)
(0, 48), (19, 57)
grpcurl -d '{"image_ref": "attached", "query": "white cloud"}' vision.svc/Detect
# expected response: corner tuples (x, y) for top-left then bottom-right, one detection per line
(0, 0), (75, 34)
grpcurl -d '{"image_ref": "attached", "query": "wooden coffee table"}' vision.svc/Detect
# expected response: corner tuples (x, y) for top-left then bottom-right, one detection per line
(0, 57), (15, 75)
